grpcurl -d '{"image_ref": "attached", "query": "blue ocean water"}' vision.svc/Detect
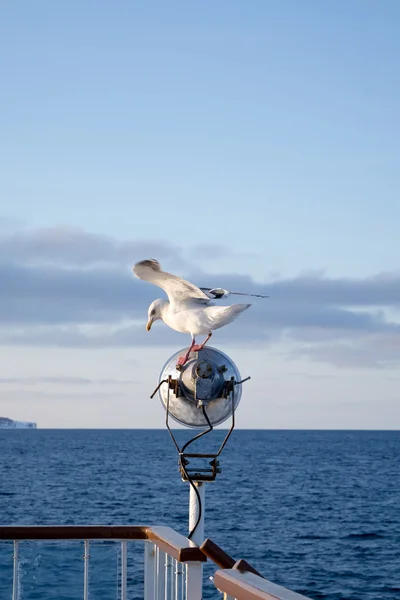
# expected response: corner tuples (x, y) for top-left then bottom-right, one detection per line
(0, 429), (399, 600)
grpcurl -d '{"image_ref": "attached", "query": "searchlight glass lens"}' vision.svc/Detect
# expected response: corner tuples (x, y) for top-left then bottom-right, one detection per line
(158, 346), (242, 429)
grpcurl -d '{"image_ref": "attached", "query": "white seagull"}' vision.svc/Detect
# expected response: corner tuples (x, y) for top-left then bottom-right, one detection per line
(133, 259), (268, 367)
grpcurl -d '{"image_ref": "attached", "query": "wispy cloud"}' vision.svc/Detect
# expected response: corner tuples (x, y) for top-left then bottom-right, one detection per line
(1, 226), (400, 368)
(0, 390), (128, 403)
(293, 332), (400, 369)
(0, 226), (182, 267)
(0, 376), (138, 385)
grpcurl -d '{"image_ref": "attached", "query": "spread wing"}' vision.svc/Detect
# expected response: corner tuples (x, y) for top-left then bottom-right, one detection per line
(133, 259), (211, 305)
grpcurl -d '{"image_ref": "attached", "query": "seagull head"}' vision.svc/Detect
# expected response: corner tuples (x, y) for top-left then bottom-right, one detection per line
(146, 299), (166, 331)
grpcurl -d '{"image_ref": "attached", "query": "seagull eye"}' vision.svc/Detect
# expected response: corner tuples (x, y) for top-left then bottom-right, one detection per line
(150, 309), (156, 317)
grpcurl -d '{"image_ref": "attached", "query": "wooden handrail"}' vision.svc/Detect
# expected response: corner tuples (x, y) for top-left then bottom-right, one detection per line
(234, 558), (264, 578)
(0, 525), (206, 563)
(146, 526), (206, 562)
(200, 538), (263, 576)
(214, 569), (312, 600)
(200, 538), (235, 568)
(0, 526), (147, 541)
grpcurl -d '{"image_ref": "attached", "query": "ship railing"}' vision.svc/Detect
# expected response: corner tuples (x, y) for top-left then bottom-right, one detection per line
(213, 569), (311, 600)
(0, 525), (204, 600)
(201, 538), (312, 600)
(0, 526), (312, 600)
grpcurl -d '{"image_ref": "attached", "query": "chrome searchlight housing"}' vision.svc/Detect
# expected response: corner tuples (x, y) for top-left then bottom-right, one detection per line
(155, 346), (247, 428)
(150, 345), (250, 488)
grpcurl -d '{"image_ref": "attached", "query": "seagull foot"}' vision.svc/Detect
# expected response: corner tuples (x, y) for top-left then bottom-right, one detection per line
(192, 333), (212, 353)
(176, 354), (190, 369)
(176, 339), (197, 369)
(192, 344), (205, 352)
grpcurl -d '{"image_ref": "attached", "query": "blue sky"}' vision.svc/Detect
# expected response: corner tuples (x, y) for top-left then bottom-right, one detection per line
(1, 1), (399, 428)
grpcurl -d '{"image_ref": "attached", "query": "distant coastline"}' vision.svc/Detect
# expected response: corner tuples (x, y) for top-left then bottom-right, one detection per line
(0, 417), (37, 429)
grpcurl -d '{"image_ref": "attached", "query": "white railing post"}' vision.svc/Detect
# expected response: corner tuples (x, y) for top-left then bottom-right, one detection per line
(185, 562), (203, 600)
(176, 559), (185, 600)
(156, 547), (166, 600)
(12, 541), (19, 600)
(83, 540), (90, 600)
(165, 554), (175, 600)
(173, 558), (181, 600)
(120, 541), (128, 600)
(164, 554), (170, 600)
(172, 559), (177, 600)
(145, 542), (156, 600)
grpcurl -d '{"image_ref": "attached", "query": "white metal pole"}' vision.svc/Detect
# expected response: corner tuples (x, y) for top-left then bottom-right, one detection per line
(121, 541), (128, 600)
(186, 481), (205, 600)
(83, 540), (90, 600)
(12, 540), (19, 600)
(188, 481), (205, 546)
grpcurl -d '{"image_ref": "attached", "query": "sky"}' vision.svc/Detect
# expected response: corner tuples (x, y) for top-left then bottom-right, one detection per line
(1, 0), (399, 429)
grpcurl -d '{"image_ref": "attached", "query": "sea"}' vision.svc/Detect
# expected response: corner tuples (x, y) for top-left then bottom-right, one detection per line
(0, 429), (399, 600)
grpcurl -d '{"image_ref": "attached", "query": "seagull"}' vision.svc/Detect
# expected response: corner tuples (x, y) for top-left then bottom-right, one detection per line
(133, 259), (268, 367)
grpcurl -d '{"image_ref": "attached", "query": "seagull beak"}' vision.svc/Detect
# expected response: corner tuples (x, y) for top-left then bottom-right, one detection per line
(146, 318), (153, 331)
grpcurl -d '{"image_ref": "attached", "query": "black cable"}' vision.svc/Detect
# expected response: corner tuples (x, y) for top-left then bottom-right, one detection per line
(165, 388), (201, 540)
(184, 404), (212, 540)
(181, 406), (213, 453)
(181, 460), (203, 540)
(164, 378), (205, 540)
(201, 404), (213, 430)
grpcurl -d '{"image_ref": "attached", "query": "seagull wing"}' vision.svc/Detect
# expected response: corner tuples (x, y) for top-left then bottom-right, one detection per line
(133, 259), (211, 306)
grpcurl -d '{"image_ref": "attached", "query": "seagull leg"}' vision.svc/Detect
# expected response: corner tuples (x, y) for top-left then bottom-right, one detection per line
(192, 332), (212, 352)
(176, 338), (196, 368)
